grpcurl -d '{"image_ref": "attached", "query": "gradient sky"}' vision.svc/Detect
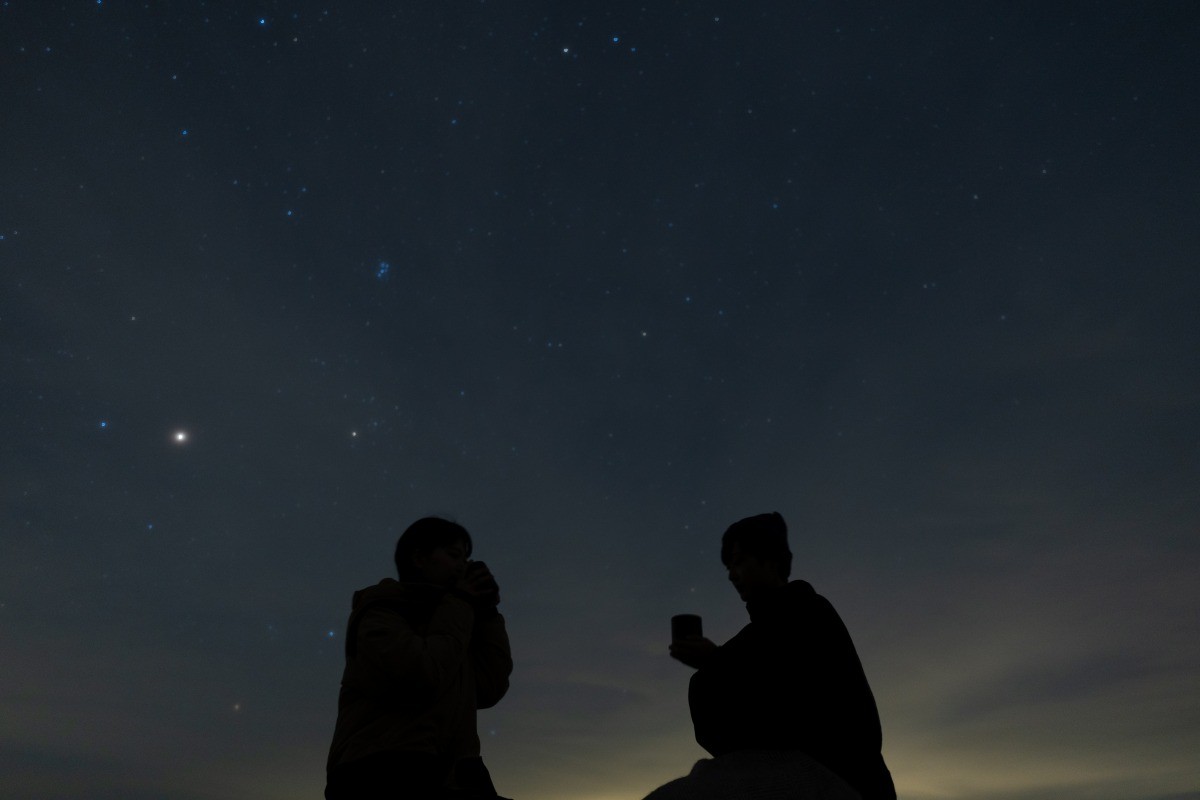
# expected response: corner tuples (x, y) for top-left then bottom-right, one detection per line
(3, 2), (1198, 799)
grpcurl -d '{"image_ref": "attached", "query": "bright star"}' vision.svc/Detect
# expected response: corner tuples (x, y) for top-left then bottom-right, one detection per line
(173, 430), (189, 444)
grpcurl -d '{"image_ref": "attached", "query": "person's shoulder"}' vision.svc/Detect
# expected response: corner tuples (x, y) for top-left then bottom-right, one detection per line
(351, 578), (445, 624)
(351, 577), (407, 608)
(784, 579), (820, 605)
(343, 579), (424, 655)
(787, 579), (816, 595)
(785, 580), (841, 617)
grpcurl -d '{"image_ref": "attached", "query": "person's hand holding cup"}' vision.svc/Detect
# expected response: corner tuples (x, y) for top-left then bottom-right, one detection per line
(669, 614), (717, 669)
(459, 560), (501, 608)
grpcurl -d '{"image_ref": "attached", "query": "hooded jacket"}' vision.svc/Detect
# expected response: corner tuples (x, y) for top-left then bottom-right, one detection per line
(688, 580), (895, 800)
(325, 578), (512, 774)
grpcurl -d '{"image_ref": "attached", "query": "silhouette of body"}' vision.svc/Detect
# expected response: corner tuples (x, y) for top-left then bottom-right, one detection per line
(325, 517), (513, 799)
(671, 513), (895, 800)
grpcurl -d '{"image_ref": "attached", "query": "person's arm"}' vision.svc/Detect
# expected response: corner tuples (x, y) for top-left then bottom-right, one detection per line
(357, 594), (475, 700)
(471, 610), (513, 708)
(462, 562), (512, 708)
(669, 636), (718, 669)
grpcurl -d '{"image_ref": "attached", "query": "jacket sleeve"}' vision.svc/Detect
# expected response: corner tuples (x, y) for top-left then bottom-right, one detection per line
(355, 593), (476, 700)
(470, 610), (513, 709)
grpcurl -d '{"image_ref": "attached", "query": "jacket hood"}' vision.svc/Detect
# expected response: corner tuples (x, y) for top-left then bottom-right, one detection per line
(349, 577), (449, 608)
(343, 578), (445, 656)
(350, 577), (406, 610)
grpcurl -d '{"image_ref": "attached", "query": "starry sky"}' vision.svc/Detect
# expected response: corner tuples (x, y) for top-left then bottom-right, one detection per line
(3, 2), (1199, 799)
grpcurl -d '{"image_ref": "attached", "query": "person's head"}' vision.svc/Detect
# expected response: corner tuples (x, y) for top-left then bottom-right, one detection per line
(394, 517), (473, 587)
(720, 512), (791, 601)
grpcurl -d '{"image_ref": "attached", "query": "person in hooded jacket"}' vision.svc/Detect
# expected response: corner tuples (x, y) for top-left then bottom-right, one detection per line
(325, 517), (513, 800)
(669, 512), (896, 800)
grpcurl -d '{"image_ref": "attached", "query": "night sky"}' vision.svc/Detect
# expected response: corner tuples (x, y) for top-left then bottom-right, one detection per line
(3, 2), (1199, 799)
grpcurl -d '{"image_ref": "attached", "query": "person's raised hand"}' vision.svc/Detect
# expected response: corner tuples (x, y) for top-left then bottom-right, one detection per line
(669, 636), (717, 669)
(458, 560), (500, 607)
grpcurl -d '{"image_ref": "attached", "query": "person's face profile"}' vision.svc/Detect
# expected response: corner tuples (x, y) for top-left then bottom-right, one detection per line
(414, 540), (470, 587)
(724, 541), (782, 602)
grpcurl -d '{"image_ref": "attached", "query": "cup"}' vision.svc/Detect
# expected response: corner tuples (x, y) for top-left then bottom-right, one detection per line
(671, 614), (702, 642)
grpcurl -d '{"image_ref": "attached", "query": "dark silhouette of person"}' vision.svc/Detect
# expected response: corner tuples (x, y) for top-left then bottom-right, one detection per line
(325, 517), (513, 800)
(669, 512), (896, 800)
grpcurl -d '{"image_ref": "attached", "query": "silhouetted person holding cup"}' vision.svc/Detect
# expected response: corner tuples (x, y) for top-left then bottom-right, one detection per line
(669, 512), (895, 800)
(325, 517), (513, 799)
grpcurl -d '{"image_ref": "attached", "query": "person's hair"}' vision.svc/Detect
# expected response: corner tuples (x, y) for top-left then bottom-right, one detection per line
(394, 517), (473, 581)
(720, 512), (792, 580)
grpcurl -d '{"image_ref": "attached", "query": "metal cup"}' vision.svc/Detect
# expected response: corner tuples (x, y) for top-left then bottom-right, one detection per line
(671, 614), (702, 642)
